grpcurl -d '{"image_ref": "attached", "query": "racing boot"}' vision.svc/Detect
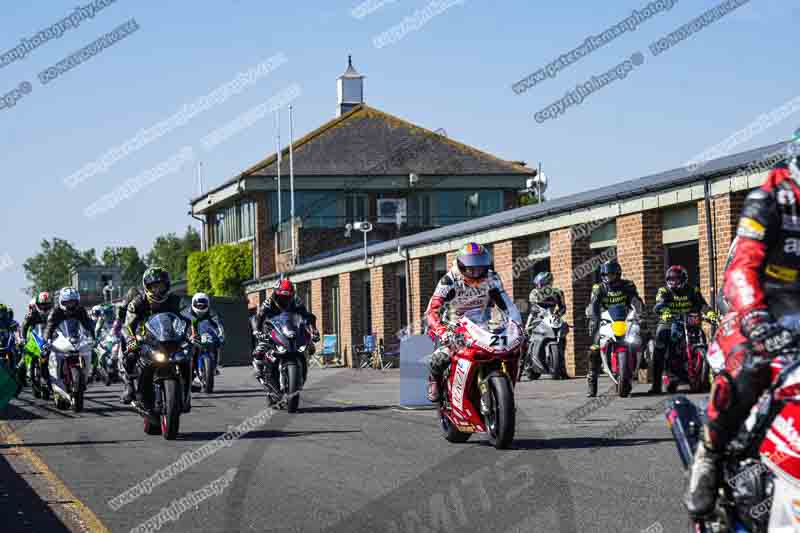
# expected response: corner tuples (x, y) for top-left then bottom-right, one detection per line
(684, 442), (721, 518)
(121, 380), (135, 404)
(427, 373), (441, 403)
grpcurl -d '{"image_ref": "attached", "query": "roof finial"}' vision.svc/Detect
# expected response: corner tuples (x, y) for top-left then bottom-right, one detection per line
(348, 55), (353, 68)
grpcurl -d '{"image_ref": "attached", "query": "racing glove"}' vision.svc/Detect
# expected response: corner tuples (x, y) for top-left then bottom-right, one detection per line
(704, 310), (719, 323)
(660, 309), (673, 322)
(741, 310), (794, 354)
(126, 337), (139, 354)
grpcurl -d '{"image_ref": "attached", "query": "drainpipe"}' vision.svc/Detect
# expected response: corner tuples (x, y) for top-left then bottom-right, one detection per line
(189, 211), (207, 251)
(703, 177), (717, 312)
(398, 246), (413, 337)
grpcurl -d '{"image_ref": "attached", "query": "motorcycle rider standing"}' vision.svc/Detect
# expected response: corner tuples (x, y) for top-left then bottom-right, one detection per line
(183, 292), (225, 378)
(122, 268), (189, 410)
(251, 278), (319, 404)
(650, 265), (716, 394)
(425, 243), (522, 402)
(685, 139), (800, 518)
(587, 259), (644, 397)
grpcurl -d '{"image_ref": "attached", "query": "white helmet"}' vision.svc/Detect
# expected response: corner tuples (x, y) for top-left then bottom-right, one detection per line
(192, 293), (210, 317)
(59, 287), (80, 313)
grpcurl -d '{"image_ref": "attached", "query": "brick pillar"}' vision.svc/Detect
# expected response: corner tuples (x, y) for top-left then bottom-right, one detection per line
(310, 278), (324, 352)
(370, 265), (400, 347)
(550, 228), (593, 377)
(410, 257), (436, 335)
(698, 191), (748, 305)
(493, 238), (534, 313)
(338, 272), (358, 367)
(617, 211), (665, 334)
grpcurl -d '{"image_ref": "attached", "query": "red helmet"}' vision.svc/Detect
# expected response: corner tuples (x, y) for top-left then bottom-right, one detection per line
(271, 278), (295, 310)
(666, 265), (688, 290)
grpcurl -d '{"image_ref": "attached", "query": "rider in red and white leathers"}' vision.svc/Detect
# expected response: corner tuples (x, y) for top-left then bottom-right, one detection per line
(686, 148), (800, 517)
(424, 243), (522, 402)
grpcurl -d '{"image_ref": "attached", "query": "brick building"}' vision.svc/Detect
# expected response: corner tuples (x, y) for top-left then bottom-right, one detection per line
(190, 57), (537, 323)
(243, 140), (788, 372)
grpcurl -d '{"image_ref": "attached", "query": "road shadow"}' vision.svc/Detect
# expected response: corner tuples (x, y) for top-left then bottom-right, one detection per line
(176, 428), (361, 442)
(298, 404), (392, 414)
(513, 436), (673, 451)
(0, 452), (72, 532)
(0, 438), (143, 450)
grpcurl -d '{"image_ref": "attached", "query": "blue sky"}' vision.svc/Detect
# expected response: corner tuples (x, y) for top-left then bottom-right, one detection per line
(0, 0), (797, 314)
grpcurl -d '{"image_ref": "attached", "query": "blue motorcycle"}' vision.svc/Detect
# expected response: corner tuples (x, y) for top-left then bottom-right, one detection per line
(194, 320), (221, 394)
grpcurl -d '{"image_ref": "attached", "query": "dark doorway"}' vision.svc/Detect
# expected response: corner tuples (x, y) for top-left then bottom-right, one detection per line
(665, 241), (700, 286)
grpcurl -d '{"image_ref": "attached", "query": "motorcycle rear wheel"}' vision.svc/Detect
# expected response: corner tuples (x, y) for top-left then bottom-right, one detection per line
(487, 376), (515, 449)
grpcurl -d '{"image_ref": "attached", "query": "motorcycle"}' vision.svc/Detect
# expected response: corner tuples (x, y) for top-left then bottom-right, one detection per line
(667, 351), (800, 530)
(438, 313), (524, 449)
(663, 312), (716, 394)
(193, 320), (221, 394)
(94, 329), (121, 386)
(0, 327), (17, 372)
(253, 311), (311, 413)
(522, 304), (569, 381)
(598, 303), (642, 398)
(48, 319), (93, 412)
(133, 312), (192, 440)
(21, 324), (50, 400)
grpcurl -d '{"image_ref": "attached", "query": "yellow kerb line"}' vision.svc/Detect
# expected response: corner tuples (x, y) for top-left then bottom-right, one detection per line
(0, 421), (110, 533)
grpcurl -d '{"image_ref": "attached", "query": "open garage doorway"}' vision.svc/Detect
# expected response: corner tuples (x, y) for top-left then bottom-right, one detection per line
(664, 241), (700, 286)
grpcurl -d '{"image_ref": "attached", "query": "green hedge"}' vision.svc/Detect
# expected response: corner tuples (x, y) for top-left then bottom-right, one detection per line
(187, 250), (212, 295)
(209, 242), (253, 297)
(187, 242), (252, 297)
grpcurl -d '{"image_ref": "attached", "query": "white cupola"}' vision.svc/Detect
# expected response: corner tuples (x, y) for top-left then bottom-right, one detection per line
(337, 55), (364, 117)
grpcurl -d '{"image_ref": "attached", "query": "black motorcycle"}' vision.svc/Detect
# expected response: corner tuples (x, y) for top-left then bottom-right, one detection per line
(253, 312), (311, 413)
(133, 312), (192, 440)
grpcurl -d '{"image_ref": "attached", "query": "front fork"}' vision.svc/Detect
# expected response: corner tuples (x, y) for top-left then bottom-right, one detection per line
(477, 362), (513, 416)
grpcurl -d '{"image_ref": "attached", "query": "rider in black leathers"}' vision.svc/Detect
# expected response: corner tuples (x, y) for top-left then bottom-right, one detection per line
(587, 260), (644, 397)
(123, 268), (190, 410)
(251, 278), (319, 404)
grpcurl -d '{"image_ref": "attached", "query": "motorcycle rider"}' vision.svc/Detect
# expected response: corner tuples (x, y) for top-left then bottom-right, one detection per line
(115, 287), (140, 403)
(0, 304), (20, 367)
(425, 243), (523, 402)
(527, 271), (566, 319)
(183, 292), (225, 378)
(123, 268), (189, 409)
(251, 278), (319, 404)
(650, 265), (716, 394)
(685, 138), (800, 517)
(17, 292), (53, 392)
(587, 259), (644, 397)
(43, 288), (97, 367)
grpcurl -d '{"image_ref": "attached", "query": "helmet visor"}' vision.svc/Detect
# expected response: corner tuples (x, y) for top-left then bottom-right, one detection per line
(602, 271), (620, 284)
(62, 300), (79, 313)
(274, 294), (291, 309)
(666, 275), (682, 289)
(147, 281), (168, 299)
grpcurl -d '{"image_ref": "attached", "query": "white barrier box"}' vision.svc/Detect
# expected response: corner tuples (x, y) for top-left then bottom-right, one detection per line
(399, 335), (435, 408)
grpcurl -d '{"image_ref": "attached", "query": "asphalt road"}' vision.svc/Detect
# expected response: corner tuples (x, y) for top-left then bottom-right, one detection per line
(1, 366), (700, 533)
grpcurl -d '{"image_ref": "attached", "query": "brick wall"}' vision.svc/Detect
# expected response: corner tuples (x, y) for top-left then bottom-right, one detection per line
(493, 238), (533, 311)
(410, 257), (436, 334)
(617, 211), (664, 333)
(698, 191), (748, 304)
(254, 194), (275, 278)
(550, 228), (593, 377)
(370, 265), (402, 347)
(310, 278), (324, 352)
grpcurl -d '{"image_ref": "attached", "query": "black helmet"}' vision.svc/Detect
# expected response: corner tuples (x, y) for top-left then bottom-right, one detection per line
(600, 260), (622, 286)
(142, 267), (170, 304)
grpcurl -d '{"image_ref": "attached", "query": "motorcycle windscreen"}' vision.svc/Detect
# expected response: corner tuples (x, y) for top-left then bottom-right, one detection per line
(197, 319), (219, 340)
(760, 400), (800, 492)
(144, 313), (186, 343)
(606, 304), (628, 323)
(270, 312), (307, 350)
(58, 319), (84, 341)
(767, 476), (800, 531)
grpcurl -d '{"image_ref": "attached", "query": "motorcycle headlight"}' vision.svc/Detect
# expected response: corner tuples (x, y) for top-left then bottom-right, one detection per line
(152, 351), (167, 363)
(276, 344), (287, 353)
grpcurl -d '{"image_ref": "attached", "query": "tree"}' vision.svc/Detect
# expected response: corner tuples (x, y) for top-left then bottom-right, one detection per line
(102, 246), (147, 288)
(146, 226), (201, 281)
(22, 238), (98, 296)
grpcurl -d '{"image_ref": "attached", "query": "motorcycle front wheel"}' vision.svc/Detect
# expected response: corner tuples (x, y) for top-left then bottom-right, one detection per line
(70, 367), (84, 413)
(487, 376), (515, 449)
(286, 362), (301, 413)
(161, 379), (181, 440)
(203, 359), (215, 394)
(617, 351), (632, 398)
